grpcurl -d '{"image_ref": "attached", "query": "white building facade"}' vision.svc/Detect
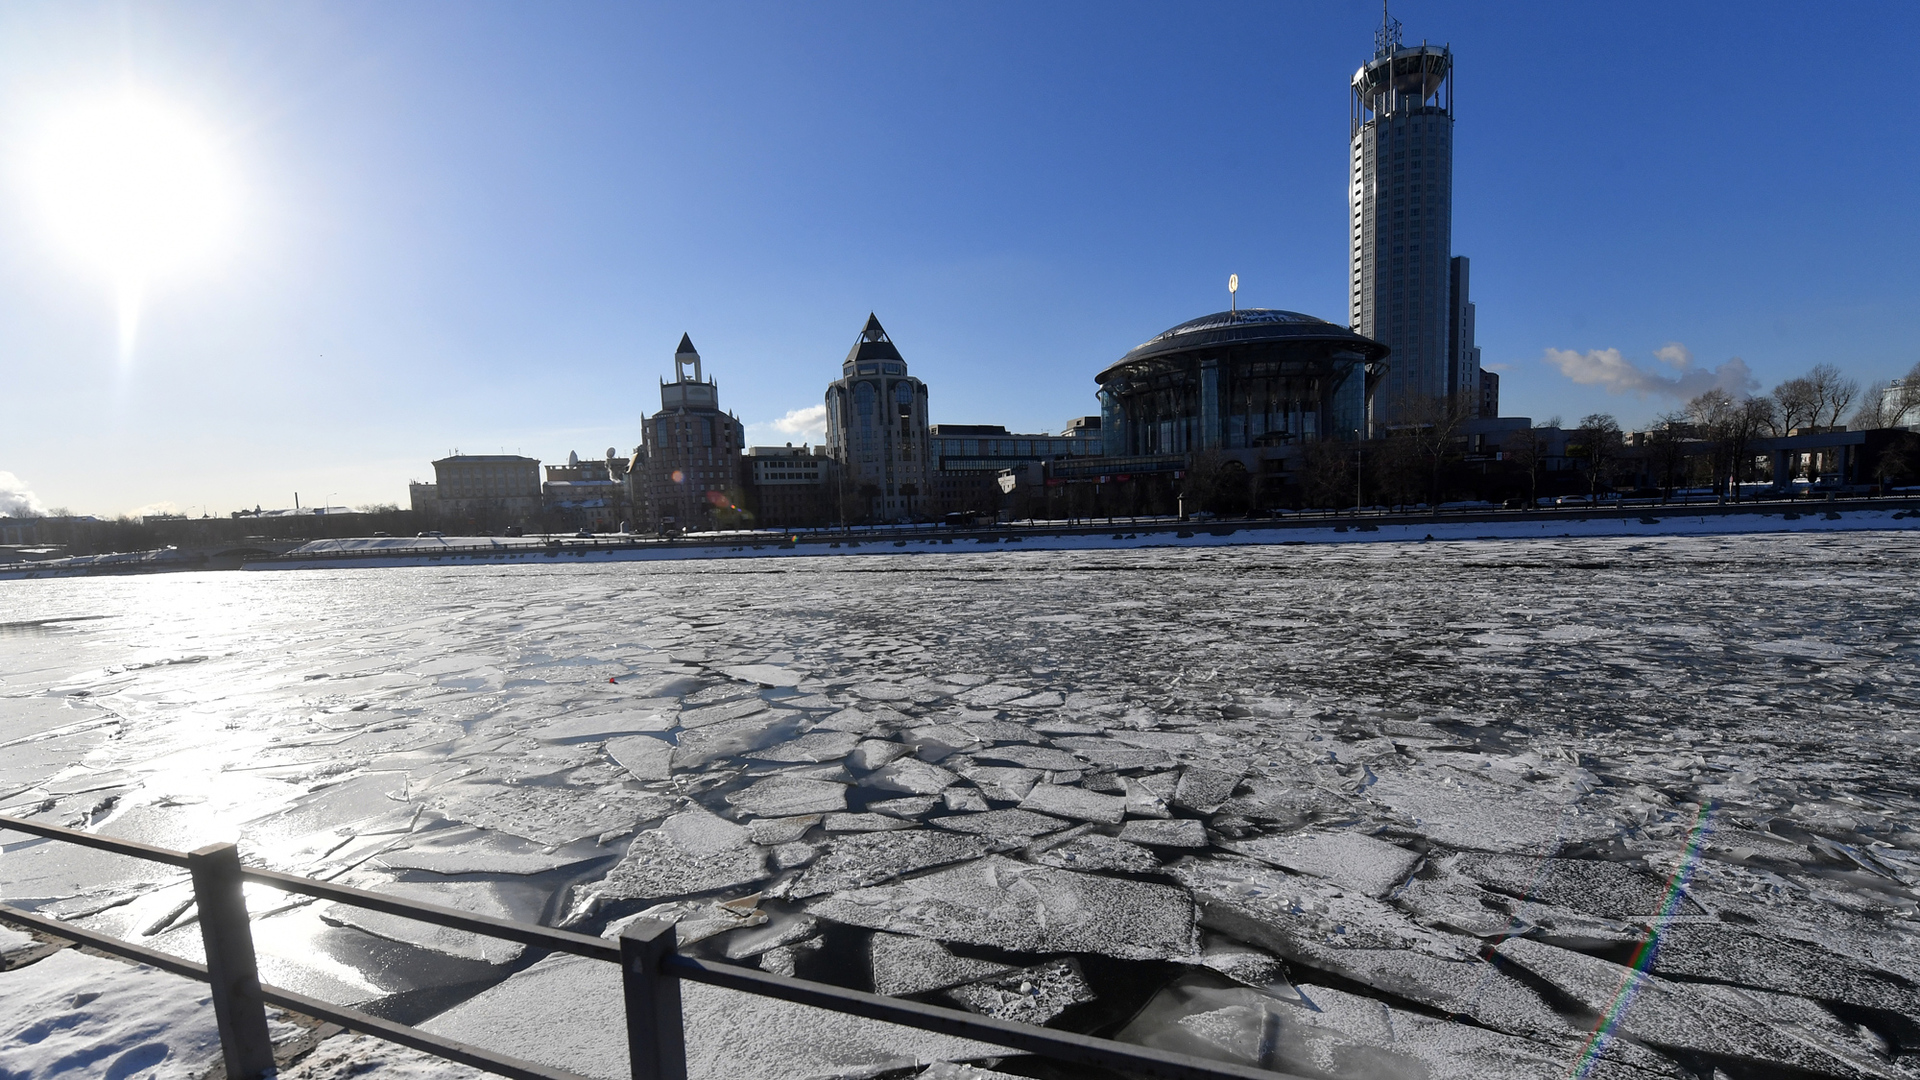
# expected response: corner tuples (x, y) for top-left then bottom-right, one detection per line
(1349, 11), (1480, 425)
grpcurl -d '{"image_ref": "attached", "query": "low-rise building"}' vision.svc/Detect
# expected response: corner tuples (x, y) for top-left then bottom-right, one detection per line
(927, 421), (1105, 517)
(746, 445), (840, 529)
(428, 455), (543, 524)
(543, 450), (630, 531)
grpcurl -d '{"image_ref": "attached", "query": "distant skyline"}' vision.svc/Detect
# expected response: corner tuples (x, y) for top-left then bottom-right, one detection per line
(2, 1), (1916, 517)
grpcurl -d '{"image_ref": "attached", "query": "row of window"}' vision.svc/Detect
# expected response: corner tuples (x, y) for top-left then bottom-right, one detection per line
(931, 438), (1096, 457)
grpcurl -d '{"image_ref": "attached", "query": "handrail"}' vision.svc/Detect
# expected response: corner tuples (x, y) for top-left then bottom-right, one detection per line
(0, 813), (1286, 1080)
(0, 901), (592, 1080)
(662, 953), (1283, 1080)
(239, 865), (619, 964)
(0, 812), (192, 867)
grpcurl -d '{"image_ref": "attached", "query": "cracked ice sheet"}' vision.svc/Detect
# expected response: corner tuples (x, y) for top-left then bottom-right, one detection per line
(599, 809), (769, 901)
(1224, 829), (1422, 897)
(1168, 855), (1568, 1039)
(1119, 976), (1681, 1080)
(422, 952), (1000, 1080)
(8, 534), (1920, 1072)
(1494, 936), (1896, 1078)
(426, 782), (678, 846)
(809, 855), (1196, 961)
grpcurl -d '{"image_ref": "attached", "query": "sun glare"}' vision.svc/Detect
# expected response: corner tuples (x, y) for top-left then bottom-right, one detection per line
(26, 92), (239, 352)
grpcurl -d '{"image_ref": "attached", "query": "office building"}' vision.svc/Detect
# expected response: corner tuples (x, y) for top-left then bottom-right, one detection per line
(429, 455), (543, 520)
(1349, 9), (1473, 426)
(823, 314), (930, 522)
(926, 422), (1105, 516)
(641, 335), (746, 533)
(746, 445), (840, 528)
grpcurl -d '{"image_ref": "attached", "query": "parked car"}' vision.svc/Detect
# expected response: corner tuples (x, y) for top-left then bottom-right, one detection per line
(371, 531), (392, 537)
(503, 525), (523, 537)
(1553, 495), (1592, 507)
(1502, 497), (1529, 510)
(416, 530), (444, 538)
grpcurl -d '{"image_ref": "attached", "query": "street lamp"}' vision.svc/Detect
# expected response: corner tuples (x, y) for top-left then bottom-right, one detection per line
(1353, 430), (1364, 512)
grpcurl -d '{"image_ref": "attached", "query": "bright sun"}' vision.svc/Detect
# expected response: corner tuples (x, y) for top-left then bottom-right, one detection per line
(28, 93), (238, 288)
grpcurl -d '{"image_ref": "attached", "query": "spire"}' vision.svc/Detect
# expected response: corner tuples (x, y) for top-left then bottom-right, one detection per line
(1374, 0), (1402, 58)
(844, 312), (905, 366)
(673, 333), (703, 384)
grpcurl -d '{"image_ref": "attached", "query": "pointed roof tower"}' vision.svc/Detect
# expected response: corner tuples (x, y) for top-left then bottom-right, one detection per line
(671, 332), (704, 384)
(844, 313), (905, 366)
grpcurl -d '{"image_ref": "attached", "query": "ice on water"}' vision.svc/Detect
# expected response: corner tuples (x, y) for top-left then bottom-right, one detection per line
(4, 532), (1920, 1078)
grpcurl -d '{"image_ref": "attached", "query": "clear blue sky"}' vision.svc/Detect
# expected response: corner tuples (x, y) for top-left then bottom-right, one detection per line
(2, 1), (1916, 516)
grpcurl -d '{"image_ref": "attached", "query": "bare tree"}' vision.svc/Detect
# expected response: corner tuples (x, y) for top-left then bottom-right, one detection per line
(1856, 361), (1920, 430)
(1687, 392), (1773, 499)
(1644, 412), (1692, 499)
(1771, 376), (1818, 435)
(1385, 391), (1477, 506)
(1574, 413), (1624, 497)
(1808, 362), (1859, 429)
(1895, 361), (1920, 428)
(1179, 448), (1229, 517)
(1299, 439), (1354, 509)
(1501, 425), (1549, 506)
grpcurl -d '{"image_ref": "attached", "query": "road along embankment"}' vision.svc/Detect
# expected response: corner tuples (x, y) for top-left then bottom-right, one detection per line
(239, 502), (1920, 571)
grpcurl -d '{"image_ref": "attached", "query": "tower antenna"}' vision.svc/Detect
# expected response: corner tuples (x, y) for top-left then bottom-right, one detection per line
(1375, 0), (1402, 58)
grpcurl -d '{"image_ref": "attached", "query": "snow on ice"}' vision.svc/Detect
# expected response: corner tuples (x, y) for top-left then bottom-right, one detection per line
(4, 532), (1920, 1078)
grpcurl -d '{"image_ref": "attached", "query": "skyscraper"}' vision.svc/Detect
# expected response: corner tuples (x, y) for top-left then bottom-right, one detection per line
(1349, 8), (1480, 425)
(824, 314), (930, 522)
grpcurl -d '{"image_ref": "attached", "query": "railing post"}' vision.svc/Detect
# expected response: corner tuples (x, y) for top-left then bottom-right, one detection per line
(189, 842), (276, 1080)
(621, 919), (687, 1080)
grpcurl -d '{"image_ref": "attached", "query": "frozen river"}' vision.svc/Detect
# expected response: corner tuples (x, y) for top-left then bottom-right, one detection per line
(3, 533), (1918, 1079)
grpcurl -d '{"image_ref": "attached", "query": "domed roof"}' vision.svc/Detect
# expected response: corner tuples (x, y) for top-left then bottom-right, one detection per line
(1100, 309), (1387, 380)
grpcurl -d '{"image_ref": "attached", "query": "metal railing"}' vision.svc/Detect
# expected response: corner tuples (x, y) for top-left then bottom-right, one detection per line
(0, 814), (1288, 1080)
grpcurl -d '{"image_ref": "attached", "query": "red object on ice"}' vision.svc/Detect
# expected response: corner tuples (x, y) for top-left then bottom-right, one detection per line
(608, 677), (617, 684)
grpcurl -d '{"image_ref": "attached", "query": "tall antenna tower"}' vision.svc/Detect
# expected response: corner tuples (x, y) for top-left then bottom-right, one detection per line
(1374, 1), (1403, 59)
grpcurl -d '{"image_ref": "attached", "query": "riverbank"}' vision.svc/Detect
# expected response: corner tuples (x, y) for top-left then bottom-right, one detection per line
(251, 501), (1919, 572)
(2, 500), (1914, 579)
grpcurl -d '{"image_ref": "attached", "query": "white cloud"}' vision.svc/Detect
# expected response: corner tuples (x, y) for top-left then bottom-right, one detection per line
(746, 404), (828, 447)
(1543, 343), (1756, 401)
(0, 472), (48, 517)
(1652, 342), (1692, 369)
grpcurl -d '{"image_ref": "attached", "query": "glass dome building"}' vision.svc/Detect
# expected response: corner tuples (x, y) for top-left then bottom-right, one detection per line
(1095, 308), (1389, 460)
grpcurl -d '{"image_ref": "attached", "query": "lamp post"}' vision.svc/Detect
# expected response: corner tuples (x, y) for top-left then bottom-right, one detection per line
(1353, 430), (1364, 513)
